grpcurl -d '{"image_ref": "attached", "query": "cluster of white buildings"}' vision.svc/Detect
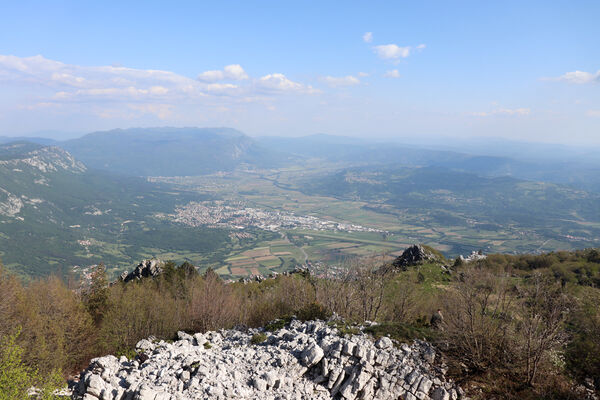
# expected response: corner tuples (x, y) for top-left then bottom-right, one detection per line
(172, 201), (385, 234)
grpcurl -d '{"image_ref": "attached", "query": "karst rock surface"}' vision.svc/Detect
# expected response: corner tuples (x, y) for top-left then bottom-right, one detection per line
(391, 245), (439, 270)
(73, 320), (463, 400)
(119, 259), (163, 282)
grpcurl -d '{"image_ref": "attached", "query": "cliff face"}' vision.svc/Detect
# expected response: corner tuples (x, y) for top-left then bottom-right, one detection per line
(74, 319), (463, 400)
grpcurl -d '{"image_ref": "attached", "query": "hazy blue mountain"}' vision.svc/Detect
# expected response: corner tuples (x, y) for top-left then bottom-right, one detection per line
(434, 156), (600, 192)
(0, 136), (59, 146)
(62, 127), (295, 176)
(258, 134), (600, 192)
(399, 136), (600, 164)
(257, 134), (464, 165)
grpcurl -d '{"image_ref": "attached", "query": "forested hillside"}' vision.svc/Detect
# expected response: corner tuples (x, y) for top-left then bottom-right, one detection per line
(0, 142), (230, 276)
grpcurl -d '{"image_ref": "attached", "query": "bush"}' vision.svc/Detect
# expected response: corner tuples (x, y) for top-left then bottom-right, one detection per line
(442, 267), (516, 373)
(250, 333), (267, 344)
(328, 321), (360, 337)
(265, 317), (292, 332)
(565, 291), (600, 389)
(295, 301), (331, 321)
(98, 279), (185, 355)
(364, 322), (436, 344)
(0, 329), (63, 400)
(587, 249), (600, 264)
(83, 263), (110, 324)
(0, 267), (22, 338)
(24, 276), (96, 374)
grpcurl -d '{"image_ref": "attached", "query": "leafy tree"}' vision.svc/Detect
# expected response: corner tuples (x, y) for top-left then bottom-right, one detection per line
(0, 266), (23, 338)
(517, 273), (572, 386)
(565, 291), (600, 389)
(161, 261), (178, 283)
(0, 329), (62, 400)
(25, 277), (96, 373)
(178, 261), (198, 278)
(84, 263), (110, 324)
(588, 249), (600, 264)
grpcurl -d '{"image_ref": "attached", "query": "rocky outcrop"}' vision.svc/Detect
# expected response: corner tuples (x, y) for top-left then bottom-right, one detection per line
(73, 320), (463, 400)
(119, 259), (163, 283)
(459, 251), (486, 263)
(391, 245), (440, 270)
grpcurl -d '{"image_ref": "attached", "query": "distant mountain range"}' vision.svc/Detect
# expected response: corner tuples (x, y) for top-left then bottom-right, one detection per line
(0, 136), (58, 146)
(61, 127), (295, 176)
(2, 128), (599, 191)
(257, 134), (600, 192)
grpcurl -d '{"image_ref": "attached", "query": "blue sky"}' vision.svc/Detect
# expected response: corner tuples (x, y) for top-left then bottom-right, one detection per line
(0, 0), (599, 143)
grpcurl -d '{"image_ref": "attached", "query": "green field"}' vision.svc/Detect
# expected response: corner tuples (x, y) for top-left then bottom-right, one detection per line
(154, 165), (600, 279)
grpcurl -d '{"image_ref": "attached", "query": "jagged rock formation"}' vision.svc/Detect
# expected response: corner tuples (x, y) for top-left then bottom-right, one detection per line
(391, 245), (440, 270)
(73, 320), (463, 400)
(119, 259), (164, 283)
(459, 251), (486, 263)
(0, 142), (86, 174)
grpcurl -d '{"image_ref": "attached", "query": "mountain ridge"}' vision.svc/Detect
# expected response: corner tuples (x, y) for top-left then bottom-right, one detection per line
(62, 127), (295, 176)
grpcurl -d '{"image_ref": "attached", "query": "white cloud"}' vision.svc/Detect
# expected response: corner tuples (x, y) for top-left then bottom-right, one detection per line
(0, 54), (318, 123)
(416, 44), (426, 51)
(373, 44), (411, 60)
(197, 69), (224, 82)
(206, 83), (240, 95)
(197, 64), (249, 82)
(363, 32), (373, 43)
(223, 64), (248, 80)
(470, 107), (531, 117)
(384, 69), (400, 78)
(551, 70), (600, 84)
(0, 55), (201, 99)
(357, 72), (369, 77)
(321, 75), (360, 87)
(257, 73), (317, 93)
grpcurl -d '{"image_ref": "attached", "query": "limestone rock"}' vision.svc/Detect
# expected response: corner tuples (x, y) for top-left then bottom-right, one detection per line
(392, 245), (440, 270)
(375, 336), (393, 350)
(73, 320), (463, 400)
(120, 259), (163, 282)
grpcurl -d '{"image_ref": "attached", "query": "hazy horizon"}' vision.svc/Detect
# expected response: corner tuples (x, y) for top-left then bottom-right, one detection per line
(3, 127), (600, 154)
(1, 1), (599, 145)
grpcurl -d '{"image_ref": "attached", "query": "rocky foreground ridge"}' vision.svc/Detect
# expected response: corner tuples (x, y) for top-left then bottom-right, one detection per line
(73, 319), (463, 400)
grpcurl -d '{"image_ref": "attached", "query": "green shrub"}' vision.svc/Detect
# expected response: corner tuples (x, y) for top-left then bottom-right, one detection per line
(295, 301), (331, 321)
(328, 321), (360, 337)
(0, 329), (63, 400)
(115, 347), (137, 361)
(265, 317), (292, 332)
(364, 322), (436, 344)
(565, 293), (600, 388)
(250, 333), (267, 344)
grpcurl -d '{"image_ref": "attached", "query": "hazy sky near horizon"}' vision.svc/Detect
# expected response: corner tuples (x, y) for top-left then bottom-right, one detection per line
(0, 1), (599, 143)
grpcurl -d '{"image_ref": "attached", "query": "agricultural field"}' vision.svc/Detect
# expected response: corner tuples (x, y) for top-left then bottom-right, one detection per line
(154, 165), (600, 279)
